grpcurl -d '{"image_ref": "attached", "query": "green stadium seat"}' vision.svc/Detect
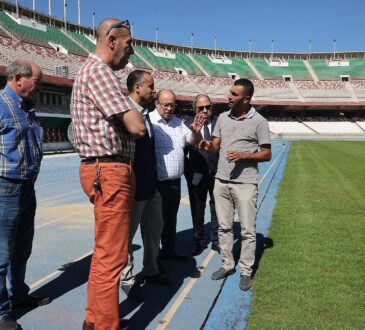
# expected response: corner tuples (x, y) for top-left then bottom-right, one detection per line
(134, 45), (202, 74)
(0, 11), (87, 56)
(250, 58), (311, 80)
(192, 54), (256, 79)
(309, 59), (365, 80)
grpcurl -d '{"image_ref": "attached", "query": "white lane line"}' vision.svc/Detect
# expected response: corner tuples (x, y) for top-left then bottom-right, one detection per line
(39, 189), (82, 203)
(29, 250), (93, 290)
(157, 143), (288, 328)
(35, 210), (82, 229)
(38, 171), (77, 179)
(259, 144), (287, 185)
(36, 178), (76, 189)
(157, 250), (216, 330)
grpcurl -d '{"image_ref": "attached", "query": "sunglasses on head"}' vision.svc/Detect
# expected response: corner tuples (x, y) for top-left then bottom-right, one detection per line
(197, 104), (212, 112)
(105, 20), (130, 36)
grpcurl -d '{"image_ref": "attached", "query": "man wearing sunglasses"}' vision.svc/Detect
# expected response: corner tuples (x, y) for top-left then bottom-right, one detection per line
(200, 79), (271, 292)
(149, 90), (205, 261)
(71, 18), (145, 330)
(184, 94), (219, 256)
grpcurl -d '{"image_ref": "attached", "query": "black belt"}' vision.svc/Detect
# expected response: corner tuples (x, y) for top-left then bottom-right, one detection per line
(81, 155), (131, 164)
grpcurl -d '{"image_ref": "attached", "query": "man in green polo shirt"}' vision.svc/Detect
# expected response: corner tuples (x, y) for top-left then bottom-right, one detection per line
(199, 78), (271, 291)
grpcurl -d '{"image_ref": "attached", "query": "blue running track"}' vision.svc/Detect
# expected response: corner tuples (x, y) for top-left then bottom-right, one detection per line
(13, 141), (289, 330)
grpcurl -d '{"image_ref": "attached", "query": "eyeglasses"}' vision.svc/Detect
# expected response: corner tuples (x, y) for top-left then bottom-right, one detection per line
(197, 104), (212, 112)
(105, 20), (130, 36)
(158, 101), (176, 109)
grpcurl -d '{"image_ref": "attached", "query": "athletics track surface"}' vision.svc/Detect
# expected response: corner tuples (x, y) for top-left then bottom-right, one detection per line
(13, 140), (289, 330)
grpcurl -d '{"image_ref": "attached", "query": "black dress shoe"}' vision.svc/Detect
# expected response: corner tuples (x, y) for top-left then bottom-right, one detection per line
(144, 273), (173, 286)
(11, 294), (51, 309)
(160, 252), (189, 261)
(191, 242), (207, 256)
(0, 315), (21, 330)
(127, 285), (144, 302)
(211, 243), (220, 253)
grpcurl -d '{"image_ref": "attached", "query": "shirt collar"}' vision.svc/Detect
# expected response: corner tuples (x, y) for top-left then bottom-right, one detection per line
(228, 106), (256, 120)
(152, 108), (171, 124)
(128, 96), (146, 115)
(4, 85), (23, 108)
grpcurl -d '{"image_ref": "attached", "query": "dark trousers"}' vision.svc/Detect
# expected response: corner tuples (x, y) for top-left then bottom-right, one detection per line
(0, 177), (36, 317)
(185, 172), (218, 245)
(157, 179), (181, 255)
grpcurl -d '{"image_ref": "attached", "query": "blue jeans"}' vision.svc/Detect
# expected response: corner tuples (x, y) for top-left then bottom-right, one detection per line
(0, 177), (36, 317)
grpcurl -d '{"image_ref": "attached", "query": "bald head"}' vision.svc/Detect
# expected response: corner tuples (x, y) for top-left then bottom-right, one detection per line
(155, 89), (176, 121)
(7, 60), (42, 101)
(95, 18), (134, 71)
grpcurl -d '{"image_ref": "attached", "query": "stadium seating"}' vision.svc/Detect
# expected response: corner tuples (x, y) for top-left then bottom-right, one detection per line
(249, 58), (311, 80)
(309, 58), (365, 80)
(303, 121), (365, 135)
(67, 30), (95, 52)
(129, 53), (151, 70)
(152, 71), (201, 96)
(1, 6), (365, 135)
(0, 11), (87, 56)
(350, 81), (365, 101)
(253, 80), (298, 101)
(133, 45), (202, 74)
(191, 54), (256, 79)
(0, 36), (84, 77)
(268, 121), (315, 135)
(293, 80), (352, 101)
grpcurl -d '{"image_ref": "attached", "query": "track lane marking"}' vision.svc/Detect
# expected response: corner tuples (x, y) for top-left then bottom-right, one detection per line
(29, 250), (93, 290)
(156, 143), (287, 329)
(157, 251), (216, 330)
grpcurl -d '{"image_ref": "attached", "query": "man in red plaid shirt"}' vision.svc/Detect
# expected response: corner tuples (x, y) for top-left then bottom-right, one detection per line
(71, 18), (145, 330)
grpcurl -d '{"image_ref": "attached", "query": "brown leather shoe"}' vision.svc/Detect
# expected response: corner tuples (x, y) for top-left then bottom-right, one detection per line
(82, 320), (94, 330)
(82, 319), (130, 330)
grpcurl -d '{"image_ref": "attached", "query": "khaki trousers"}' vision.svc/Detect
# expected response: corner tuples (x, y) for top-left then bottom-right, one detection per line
(80, 162), (134, 330)
(120, 191), (164, 289)
(213, 179), (258, 276)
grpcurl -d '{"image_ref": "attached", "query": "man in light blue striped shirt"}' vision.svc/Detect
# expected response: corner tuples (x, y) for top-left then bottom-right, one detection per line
(0, 60), (50, 330)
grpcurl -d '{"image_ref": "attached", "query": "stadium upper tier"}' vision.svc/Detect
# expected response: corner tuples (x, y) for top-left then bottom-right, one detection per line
(0, 11), (87, 56)
(1, 6), (365, 105)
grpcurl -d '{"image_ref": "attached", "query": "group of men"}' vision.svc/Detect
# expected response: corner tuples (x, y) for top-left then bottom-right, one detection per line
(0, 17), (271, 330)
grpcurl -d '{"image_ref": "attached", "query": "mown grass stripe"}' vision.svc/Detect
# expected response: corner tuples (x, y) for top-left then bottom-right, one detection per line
(247, 141), (365, 330)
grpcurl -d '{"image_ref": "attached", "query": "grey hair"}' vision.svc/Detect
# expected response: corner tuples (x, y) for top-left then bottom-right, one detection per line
(6, 60), (33, 81)
(156, 89), (176, 102)
(192, 94), (212, 111)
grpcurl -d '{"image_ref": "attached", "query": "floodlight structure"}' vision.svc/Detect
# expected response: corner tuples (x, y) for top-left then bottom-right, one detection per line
(78, 0), (81, 25)
(248, 38), (252, 59)
(214, 36), (217, 57)
(15, 0), (19, 17)
(92, 11), (95, 38)
(155, 27), (159, 51)
(308, 40), (312, 60)
(63, 0), (67, 29)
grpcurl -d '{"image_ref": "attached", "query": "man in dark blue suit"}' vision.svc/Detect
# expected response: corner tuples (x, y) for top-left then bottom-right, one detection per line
(120, 70), (171, 301)
(184, 94), (219, 256)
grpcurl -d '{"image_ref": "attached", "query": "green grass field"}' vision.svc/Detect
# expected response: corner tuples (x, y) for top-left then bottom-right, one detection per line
(247, 141), (365, 330)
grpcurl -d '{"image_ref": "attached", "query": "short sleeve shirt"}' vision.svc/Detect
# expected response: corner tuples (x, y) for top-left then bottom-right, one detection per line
(71, 53), (135, 158)
(149, 109), (192, 181)
(212, 107), (271, 184)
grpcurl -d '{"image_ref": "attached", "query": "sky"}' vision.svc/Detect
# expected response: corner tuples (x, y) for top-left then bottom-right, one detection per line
(12, 0), (365, 53)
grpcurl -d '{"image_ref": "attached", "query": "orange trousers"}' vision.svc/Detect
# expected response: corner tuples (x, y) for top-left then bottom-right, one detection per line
(80, 161), (135, 330)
